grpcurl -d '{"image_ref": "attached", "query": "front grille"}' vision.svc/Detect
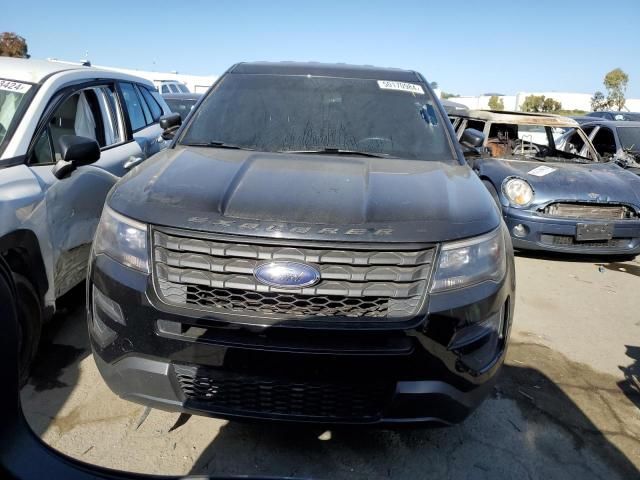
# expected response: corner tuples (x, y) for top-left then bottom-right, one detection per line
(174, 364), (392, 420)
(152, 229), (433, 323)
(186, 285), (390, 318)
(540, 202), (636, 220)
(541, 234), (631, 248)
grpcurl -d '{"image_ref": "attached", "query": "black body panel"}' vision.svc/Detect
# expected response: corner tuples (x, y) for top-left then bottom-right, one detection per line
(109, 148), (500, 243)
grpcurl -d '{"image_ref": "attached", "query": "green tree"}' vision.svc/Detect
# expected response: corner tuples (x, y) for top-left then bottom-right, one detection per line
(521, 94), (561, 113)
(0, 32), (29, 58)
(542, 97), (562, 112)
(603, 68), (629, 111)
(441, 91), (459, 99)
(488, 95), (504, 111)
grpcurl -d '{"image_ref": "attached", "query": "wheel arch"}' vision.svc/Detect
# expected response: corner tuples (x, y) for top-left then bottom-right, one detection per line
(0, 230), (48, 307)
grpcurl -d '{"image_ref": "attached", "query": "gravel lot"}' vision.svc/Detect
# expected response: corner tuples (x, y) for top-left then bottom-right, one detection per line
(21, 254), (640, 479)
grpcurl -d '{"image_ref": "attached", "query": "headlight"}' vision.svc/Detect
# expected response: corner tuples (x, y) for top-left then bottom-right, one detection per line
(430, 228), (506, 292)
(502, 177), (534, 207)
(93, 206), (149, 273)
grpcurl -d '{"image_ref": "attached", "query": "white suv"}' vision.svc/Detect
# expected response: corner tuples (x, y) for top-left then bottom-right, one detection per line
(0, 57), (172, 381)
(155, 80), (190, 94)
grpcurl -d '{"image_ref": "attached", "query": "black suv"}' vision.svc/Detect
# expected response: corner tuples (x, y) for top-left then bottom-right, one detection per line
(88, 62), (515, 425)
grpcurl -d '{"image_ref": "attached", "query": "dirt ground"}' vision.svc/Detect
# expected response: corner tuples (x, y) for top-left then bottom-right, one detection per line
(21, 254), (640, 479)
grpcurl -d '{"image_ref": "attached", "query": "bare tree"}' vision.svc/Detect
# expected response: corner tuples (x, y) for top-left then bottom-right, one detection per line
(590, 91), (609, 111)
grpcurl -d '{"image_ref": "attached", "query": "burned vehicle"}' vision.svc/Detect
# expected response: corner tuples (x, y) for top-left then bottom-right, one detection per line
(0, 58), (171, 382)
(451, 110), (640, 255)
(88, 62), (515, 426)
(569, 120), (640, 176)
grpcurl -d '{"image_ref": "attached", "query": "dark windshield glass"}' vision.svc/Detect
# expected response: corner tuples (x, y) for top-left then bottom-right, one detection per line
(617, 126), (640, 151)
(180, 74), (454, 161)
(612, 112), (640, 121)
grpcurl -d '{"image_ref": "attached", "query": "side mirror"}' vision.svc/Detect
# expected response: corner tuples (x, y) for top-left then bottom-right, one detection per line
(52, 135), (100, 179)
(460, 128), (485, 148)
(160, 113), (182, 140)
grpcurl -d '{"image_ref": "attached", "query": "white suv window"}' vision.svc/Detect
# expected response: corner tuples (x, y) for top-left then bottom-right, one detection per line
(168, 84), (179, 93)
(120, 82), (147, 131)
(31, 85), (124, 164)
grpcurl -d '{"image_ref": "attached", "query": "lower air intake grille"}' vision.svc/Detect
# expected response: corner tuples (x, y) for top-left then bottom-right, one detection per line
(541, 234), (631, 248)
(174, 364), (392, 420)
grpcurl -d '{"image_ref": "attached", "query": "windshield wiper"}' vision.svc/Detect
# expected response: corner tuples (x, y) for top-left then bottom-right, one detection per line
(181, 141), (255, 151)
(278, 148), (392, 158)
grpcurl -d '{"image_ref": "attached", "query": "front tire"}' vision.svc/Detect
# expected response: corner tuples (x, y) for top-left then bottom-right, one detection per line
(13, 273), (42, 387)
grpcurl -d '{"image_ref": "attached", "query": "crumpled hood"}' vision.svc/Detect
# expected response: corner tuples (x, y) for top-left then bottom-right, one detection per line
(481, 158), (640, 207)
(108, 147), (500, 243)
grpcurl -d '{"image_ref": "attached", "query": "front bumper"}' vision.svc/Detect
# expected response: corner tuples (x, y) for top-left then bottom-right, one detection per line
(503, 206), (640, 255)
(88, 247), (515, 426)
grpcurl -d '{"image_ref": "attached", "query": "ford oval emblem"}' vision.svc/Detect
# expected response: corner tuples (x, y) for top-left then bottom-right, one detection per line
(254, 261), (320, 289)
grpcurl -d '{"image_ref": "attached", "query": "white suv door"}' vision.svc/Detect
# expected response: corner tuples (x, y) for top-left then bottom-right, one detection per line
(118, 82), (166, 165)
(25, 80), (162, 297)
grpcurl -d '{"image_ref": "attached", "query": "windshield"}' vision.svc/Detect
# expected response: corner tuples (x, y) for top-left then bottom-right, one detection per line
(617, 126), (640, 151)
(0, 79), (33, 155)
(165, 98), (198, 120)
(180, 74), (454, 161)
(612, 112), (640, 121)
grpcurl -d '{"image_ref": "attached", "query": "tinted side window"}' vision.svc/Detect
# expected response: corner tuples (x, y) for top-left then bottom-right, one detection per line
(592, 127), (616, 156)
(32, 129), (54, 164)
(134, 85), (153, 125)
(120, 82), (146, 131)
(161, 84), (169, 94)
(139, 86), (163, 122)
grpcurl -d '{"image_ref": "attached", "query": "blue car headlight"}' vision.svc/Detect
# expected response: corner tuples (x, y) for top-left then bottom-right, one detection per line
(502, 177), (534, 207)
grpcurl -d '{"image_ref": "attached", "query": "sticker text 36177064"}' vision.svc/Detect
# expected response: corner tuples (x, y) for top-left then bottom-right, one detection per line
(377, 80), (424, 95)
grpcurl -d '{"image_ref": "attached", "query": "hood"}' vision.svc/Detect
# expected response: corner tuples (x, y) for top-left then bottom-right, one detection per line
(480, 158), (640, 207)
(108, 147), (500, 243)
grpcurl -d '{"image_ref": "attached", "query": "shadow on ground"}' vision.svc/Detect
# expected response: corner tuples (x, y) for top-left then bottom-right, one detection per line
(187, 343), (640, 479)
(21, 283), (89, 436)
(619, 345), (640, 410)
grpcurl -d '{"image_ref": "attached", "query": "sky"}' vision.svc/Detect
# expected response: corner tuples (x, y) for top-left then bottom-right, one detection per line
(4, 0), (640, 97)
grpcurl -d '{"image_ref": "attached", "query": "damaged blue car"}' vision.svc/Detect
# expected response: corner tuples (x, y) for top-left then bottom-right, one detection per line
(450, 110), (640, 256)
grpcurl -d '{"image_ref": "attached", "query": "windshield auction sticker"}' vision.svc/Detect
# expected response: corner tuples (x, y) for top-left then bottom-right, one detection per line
(377, 80), (424, 95)
(528, 166), (557, 177)
(0, 80), (31, 93)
